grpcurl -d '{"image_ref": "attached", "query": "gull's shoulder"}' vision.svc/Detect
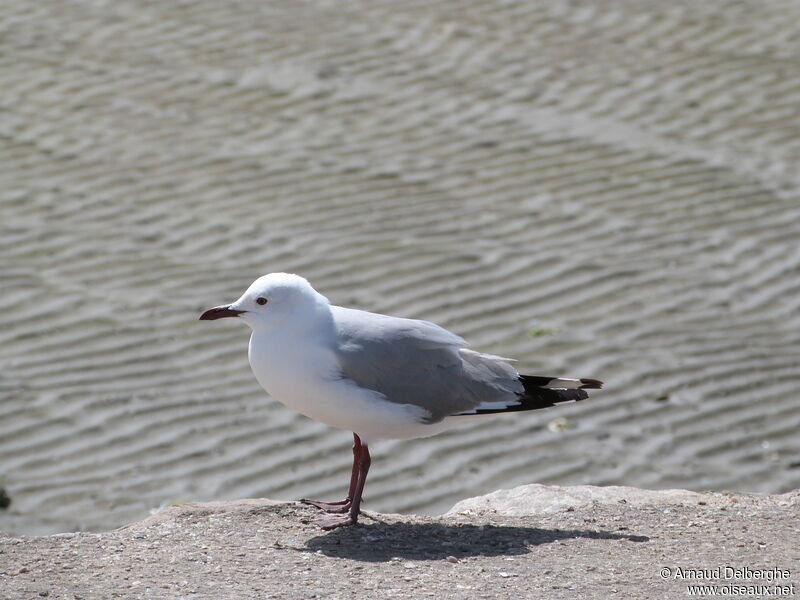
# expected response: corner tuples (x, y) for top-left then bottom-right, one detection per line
(330, 305), (468, 349)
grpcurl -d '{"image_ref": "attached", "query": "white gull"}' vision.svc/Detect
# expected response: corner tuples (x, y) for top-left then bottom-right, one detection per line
(200, 272), (602, 529)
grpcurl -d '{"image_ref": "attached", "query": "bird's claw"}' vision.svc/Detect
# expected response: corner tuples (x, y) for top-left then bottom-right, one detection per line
(300, 498), (352, 513)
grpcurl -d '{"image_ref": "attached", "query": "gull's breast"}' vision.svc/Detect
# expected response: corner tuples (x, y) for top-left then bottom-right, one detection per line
(247, 332), (435, 440)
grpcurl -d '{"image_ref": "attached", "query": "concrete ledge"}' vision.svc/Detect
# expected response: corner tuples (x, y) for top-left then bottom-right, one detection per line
(1, 486), (797, 600)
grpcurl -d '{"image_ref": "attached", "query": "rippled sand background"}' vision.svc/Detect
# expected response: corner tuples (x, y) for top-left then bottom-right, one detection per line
(2, 0), (800, 535)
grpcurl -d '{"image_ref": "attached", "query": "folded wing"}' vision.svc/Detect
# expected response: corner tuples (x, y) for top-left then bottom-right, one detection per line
(331, 306), (528, 423)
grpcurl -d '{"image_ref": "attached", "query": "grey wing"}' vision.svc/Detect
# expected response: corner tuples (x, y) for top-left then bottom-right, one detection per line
(330, 306), (524, 423)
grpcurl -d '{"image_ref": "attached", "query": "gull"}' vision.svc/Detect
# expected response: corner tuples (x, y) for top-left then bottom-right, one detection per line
(200, 273), (602, 529)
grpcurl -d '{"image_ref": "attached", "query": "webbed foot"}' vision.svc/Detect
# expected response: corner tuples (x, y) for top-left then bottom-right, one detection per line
(300, 498), (351, 513)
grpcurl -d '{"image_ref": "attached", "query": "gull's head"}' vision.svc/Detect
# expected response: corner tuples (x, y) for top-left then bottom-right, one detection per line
(199, 272), (329, 333)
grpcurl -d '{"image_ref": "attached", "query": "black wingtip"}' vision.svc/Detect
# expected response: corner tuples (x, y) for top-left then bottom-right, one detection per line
(579, 378), (604, 389)
(456, 376), (601, 418)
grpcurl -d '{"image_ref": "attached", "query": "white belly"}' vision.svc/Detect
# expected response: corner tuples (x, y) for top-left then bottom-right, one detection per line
(247, 332), (439, 442)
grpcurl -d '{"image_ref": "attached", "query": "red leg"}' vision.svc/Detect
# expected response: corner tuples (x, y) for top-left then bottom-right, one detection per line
(313, 443), (370, 530)
(301, 433), (361, 513)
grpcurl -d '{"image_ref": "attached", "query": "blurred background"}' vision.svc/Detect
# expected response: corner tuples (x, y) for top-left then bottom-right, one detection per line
(2, 0), (799, 535)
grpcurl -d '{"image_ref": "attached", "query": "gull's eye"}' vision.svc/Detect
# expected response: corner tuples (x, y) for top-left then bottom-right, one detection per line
(256, 297), (268, 306)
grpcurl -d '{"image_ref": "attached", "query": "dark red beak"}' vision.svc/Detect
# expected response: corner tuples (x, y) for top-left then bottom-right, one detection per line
(199, 305), (245, 320)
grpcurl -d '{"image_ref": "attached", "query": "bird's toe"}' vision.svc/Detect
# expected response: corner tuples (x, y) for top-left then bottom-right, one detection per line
(300, 498), (352, 512)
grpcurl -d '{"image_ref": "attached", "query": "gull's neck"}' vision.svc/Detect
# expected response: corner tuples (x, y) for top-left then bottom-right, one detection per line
(247, 296), (339, 400)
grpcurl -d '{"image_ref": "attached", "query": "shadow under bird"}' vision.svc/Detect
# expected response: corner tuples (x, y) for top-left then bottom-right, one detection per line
(200, 273), (602, 529)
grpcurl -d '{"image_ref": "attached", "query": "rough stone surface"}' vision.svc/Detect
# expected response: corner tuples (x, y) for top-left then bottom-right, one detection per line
(446, 483), (737, 516)
(1, 485), (797, 599)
